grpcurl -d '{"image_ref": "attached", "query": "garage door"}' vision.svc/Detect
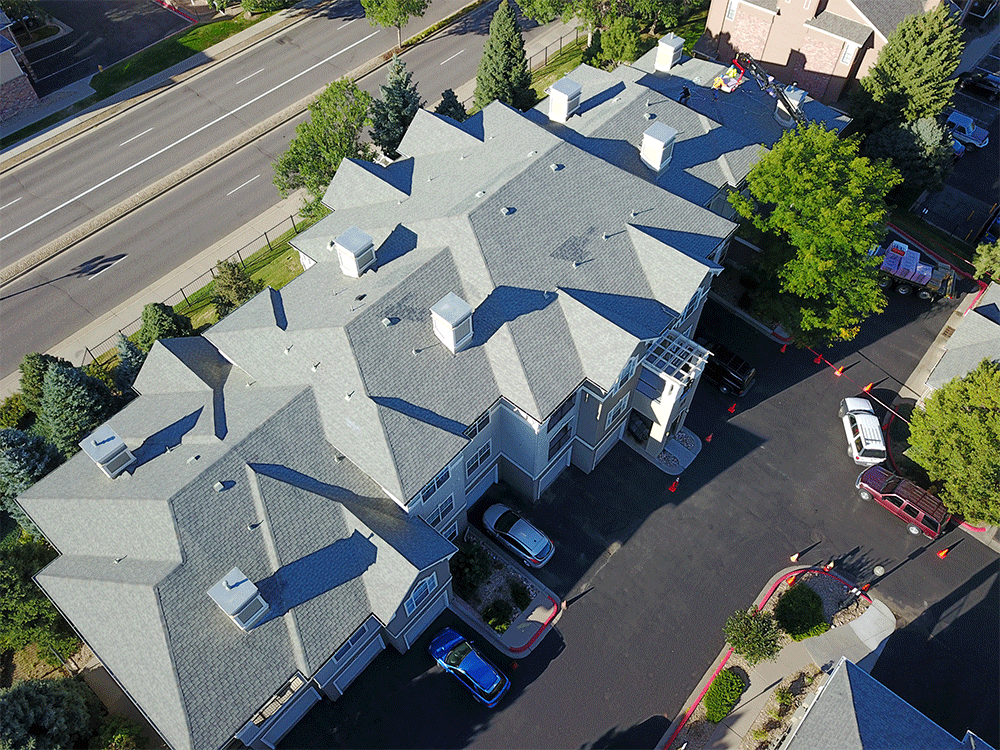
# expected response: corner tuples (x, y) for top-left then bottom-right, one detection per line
(333, 635), (384, 694)
(403, 588), (449, 649)
(466, 464), (498, 508)
(539, 448), (571, 494)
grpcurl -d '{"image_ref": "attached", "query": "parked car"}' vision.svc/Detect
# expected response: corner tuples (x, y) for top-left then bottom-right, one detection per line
(957, 71), (1000, 101)
(695, 337), (756, 396)
(838, 397), (886, 466)
(428, 627), (510, 707)
(948, 132), (966, 159)
(946, 112), (989, 148)
(482, 503), (554, 567)
(855, 466), (951, 538)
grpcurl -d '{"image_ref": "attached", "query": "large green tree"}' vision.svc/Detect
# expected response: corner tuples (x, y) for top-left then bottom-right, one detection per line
(360, 0), (427, 47)
(730, 123), (900, 346)
(474, 0), (535, 111)
(134, 302), (195, 352)
(600, 15), (640, 65)
(434, 88), (468, 122)
(908, 359), (1000, 525)
(0, 429), (61, 533)
(273, 80), (373, 212)
(19, 353), (72, 417)
(863, 117), (953, 194)
(39, 365), (113, 459)
(0, 677), (99, 750)
(212, 259), (264, 318)
(114, 334), (146, 390)
(370, 56), (423, 159)
(973, 239), (1000, 279)
(853, 5), (963, 128)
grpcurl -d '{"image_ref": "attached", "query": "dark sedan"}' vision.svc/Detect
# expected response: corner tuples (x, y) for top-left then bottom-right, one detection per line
(957, 72), (1000, 101)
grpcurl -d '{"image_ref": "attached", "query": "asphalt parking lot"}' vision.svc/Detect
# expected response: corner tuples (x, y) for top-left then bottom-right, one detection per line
(283, 294), (998, 750)
(26, 0), (191, 96)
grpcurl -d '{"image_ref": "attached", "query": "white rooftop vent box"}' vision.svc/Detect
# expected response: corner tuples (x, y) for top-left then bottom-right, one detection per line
(431, 292), (474, 354)
(775, 86), (807, 128)
(640, 122), (678, 173)
(549, 77), (582, 123)
(655, 33), (684, 72)
(208, 567), (270, 631)
(79, 424), (136, 479)
(332, 226), (376, 278)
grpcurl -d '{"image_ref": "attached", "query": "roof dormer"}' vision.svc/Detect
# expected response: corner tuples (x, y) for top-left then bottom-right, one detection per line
(331, 227), (376, 278)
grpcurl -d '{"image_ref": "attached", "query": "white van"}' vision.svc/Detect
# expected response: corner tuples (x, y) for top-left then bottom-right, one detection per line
(838, 397), (886, 466)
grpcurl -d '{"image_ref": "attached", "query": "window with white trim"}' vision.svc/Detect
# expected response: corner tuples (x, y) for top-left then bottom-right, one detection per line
(465, 442), (491, 481)
(610, 356), (638, 397)
(404, 572), (437, 615)
(726, 0), (737, 20)
(606, 392), (630, 428)
(840, 44), (855, 65)
(445, 522), (459, 541)
(547, 393), (576, 432)
(426, 495), (454, 527)
(420, 468), (450, 504)
(464, 412), (490, 439)
(548, 423), (572, 461)
(679, 285), (709, 325)
(333, 622), (371, 662)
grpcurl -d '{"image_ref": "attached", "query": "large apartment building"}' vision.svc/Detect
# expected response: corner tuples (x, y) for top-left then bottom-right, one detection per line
(18, 39), (846, 750)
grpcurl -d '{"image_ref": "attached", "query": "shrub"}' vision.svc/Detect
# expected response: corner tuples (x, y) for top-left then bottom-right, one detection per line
(212, 259), (264, 317)
(449, 543), (491, 599)
(704, 667), (746, 723)
(0, 678), (100, 750)
(0, 428), (61, 532)
(723, 608), (782, 666)
(134, 302), (194, 351)
(483, 599), (513, 634)
(775, 583), (830, 641)
(775, 686), (794, 706)
(0, 393), (30, 430)
(510, 581), (532, 610)
(95, 715), (150, 750)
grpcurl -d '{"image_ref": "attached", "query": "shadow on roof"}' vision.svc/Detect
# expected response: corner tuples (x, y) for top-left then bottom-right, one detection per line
(375, 223), (419, 268)
(371, 396), (468, 437)
(560, 287), (673, 338)
(132, 407), (204, 468)
(471, 285), (554, 345)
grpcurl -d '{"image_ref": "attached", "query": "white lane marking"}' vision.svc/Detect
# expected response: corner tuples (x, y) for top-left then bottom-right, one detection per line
(338, 19), (355, 29)
(89, 255), (127, 279)
(1, 197), (22, 210)
(235, 68), (265, 85)
(1, 29), (381, 244)
(227, 174), (260, 196)
(440, 49), (464, 65)
(120, 128), (154, 147)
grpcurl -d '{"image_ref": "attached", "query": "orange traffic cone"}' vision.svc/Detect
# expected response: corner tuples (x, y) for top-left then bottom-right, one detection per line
(863, 383), (873, 393)
(780, 344), (787, 353)
(705, 433), (713, 443)
(824, 560), (835, 571)
(790, 552), (799, 563)
(834, 366), (844, 377)
(861, 583), (871, 592)
(813, 352), (823, 364)
(937, 547), (950, 559)
(786, 574), (797, 586)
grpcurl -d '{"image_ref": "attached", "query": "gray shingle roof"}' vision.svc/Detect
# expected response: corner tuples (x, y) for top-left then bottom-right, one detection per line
(805, 11), (874, 46)
(851, 0), (926, 39)
(926, 283), (1000, 391)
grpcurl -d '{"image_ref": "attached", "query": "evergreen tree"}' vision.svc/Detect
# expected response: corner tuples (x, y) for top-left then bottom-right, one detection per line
(212, 259), (264, 318)
(854, 5), (963, 127)
(474, 0), (535, 111)
(360, 0), (428, 47)
(434, 88), (468, 123)
(600, 15), (640, 65)
(0, 429), (61, 533)
(115, 334), (147, 390)
(0, 678), (99, 750)
(863, 117), (953, 194)
(370, 56), (424, 159)
(134, 302), (195, 352)
(39, 365), (113, 459)
(19, 353), (72, 417)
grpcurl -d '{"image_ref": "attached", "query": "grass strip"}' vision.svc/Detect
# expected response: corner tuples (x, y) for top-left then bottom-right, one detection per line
(530, 37), (586, 101)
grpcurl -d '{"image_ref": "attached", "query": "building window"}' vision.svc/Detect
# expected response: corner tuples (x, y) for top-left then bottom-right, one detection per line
(464, 412), (490, 440)
(606, 392), (630, 428)
(445, 522), (459, 541)
(404, 572), (437, 616)
(636, 366), (666, 401)
(333, 622), (371, 662)
(466, 442), (491, 481)
(610, 356), (638, 397)
(420, 468), (451, 503)
(547, 393), (576, 432)
(548, 423), (572, 461)
(726, 0), (737, 20)
(840, 44), (855, 65)
(427, 495), (455, 527)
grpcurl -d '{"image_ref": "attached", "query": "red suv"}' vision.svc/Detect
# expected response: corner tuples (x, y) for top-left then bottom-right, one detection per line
(856, 466), (951, 539)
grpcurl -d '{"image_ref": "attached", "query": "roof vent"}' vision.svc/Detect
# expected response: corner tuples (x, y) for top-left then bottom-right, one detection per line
(549, 77), (582, 123)
(79, 424), (136, 479)
(333, 227), (376, 278)
(775, 85), (807, 128)
(640, 122), (678, 173)
(208, 567), (270, 631)
(431, 292), (474, 354)
(655, 33), (684, 72)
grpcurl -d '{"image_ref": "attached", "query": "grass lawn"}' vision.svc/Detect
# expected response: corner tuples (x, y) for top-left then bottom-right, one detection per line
(530, 37), (586, 102)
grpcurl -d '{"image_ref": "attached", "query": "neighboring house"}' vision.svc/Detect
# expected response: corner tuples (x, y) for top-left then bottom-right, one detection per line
(0, 10), (39, 122)
(782, 658), (994, 750)
(17, 40), (846, 750)
(698, 0), (939, 104)
(925, 282), (1000, 392)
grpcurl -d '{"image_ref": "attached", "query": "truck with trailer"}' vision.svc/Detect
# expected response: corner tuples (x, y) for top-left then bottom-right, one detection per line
(870, 240), (956, 300)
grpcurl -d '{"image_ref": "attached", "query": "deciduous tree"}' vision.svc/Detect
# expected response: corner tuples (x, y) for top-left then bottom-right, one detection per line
(973, 240), (1000, 279)
(0, 678), (98, 750)
(434, 88), (468, 122)
(39, 365), (113, 458)
(273, 80), (373, 210)
(134, 302), (195, 351)
(474, 0), (535, 111)
(370, 56), (423, 159)
(0, 428), (60, 532)
(908, 359), (1000, 526)
(730, 122), (900, 346)
(212, 259), (264, 318)
(360, 0), (427, 47)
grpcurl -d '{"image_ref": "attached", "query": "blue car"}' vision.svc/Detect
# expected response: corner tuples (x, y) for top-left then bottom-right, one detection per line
(428, 627), (510, 707)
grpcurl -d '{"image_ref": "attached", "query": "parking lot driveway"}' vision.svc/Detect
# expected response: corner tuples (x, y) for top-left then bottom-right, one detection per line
(27, 0), (191, 96)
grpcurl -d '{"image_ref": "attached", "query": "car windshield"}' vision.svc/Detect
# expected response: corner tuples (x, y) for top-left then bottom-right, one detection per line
(881, 476), (901, 493)
(445, 641), (472, 668)
(862, 447), (886, 459)
(494, 510), (519, 534)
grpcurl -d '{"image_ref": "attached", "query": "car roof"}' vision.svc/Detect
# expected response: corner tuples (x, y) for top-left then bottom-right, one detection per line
(842, 397), (875, 414)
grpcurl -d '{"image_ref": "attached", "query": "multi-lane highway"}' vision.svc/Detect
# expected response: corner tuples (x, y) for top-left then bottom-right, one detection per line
(0, 0), (561, 376)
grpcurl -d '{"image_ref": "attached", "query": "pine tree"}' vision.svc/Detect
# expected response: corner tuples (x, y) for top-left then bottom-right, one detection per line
(212, 259), (264, 318)
(474, 0), (535, 111)
(434, 88), (468, 123)
(863, 117), (953, 194)
(39, 365), (113, 459)
(115, 334), (147, 390)
(19, 353), (73, 417)
(0, 428), (61, 532)
(600, 15), (640, 65)
(370, 56), (424, 159)
(855, 5), (963, 127)
(0, 678), (99, 750)
(134, 302), (195, 351)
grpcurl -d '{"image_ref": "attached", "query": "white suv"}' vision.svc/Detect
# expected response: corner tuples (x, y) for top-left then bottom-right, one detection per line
(838, 398), (886, 466)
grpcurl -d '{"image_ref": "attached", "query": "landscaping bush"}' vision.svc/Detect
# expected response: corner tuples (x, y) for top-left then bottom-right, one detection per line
(704, 667), (746, 723)
(483, 599), (513, 634)
(0, 393), (30, 430)
(94, 715), (149, 750)
(449, 543), (491, 599)
(775, 686), (794, 706)
(723, 608), (782, 666)
(775, 583), (830, 641)
(510, 581), (532, 610)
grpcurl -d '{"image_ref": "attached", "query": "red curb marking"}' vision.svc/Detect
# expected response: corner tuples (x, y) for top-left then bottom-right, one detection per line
(508, 596), (559, 654)
(727, 403), (736, 414)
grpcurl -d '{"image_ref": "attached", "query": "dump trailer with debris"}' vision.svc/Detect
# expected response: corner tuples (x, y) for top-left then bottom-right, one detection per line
(870, 240), (956, 300)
